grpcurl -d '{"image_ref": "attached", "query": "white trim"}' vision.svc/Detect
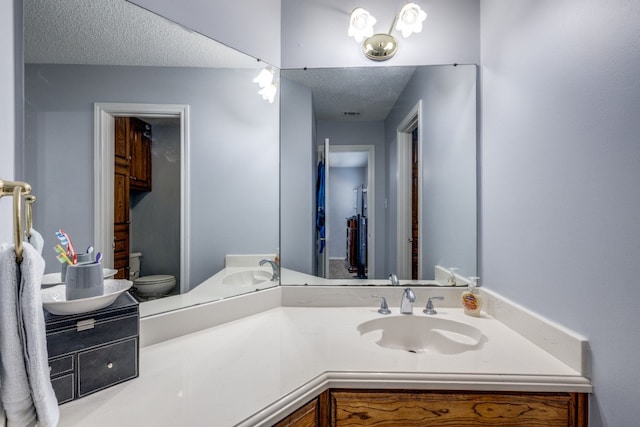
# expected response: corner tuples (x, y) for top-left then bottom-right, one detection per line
(94, 102), (190, 294)
(327, 144), (375, 278)
(396, 100), (422, 279)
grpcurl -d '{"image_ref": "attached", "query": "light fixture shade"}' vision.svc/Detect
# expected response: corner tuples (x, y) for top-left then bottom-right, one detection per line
(348, 8), (376, 43)
(395, 3), (427, 38)
(258, 83), (277, 104)
(253, 68), (274, 88)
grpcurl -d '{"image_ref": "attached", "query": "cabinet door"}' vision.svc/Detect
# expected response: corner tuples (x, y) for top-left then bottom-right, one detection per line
(114, 117), (130, 168)
(330, 390), (586, 427)
(274, 399), (319, 427)
(129, 117), (152, 191)
(77, 338), (138, 397)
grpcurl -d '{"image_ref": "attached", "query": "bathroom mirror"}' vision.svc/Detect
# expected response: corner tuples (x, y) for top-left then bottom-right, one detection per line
(280, 65), (477, 286)
(22, 0), (280, 315)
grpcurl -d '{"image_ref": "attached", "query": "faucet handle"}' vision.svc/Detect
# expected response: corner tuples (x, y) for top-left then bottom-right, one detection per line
(423, 296), (444, 315)
(372, 295), (391, 315)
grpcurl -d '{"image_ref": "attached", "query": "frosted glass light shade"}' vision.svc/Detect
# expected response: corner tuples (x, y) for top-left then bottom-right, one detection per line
(348, 8), (376, 43)
(258, 84), (277, 104)
(253, 68), (274, 88)
(395, 3), (427, 38)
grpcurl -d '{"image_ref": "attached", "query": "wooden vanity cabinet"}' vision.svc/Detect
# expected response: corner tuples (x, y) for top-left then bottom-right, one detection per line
(274, 392), (329, 427)
(273, 389), (588, 427)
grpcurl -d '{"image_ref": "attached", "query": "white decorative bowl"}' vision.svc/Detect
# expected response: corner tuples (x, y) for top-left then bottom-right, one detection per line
(42, 279), (132, 315)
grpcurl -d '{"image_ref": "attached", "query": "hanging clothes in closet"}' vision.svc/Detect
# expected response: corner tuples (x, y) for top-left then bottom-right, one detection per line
(316, 160), (326, 253)
(345, 185), (367, 278)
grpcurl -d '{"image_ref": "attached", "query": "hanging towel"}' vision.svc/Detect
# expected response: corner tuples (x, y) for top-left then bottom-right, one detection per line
(0, 243), (59, 427)
(26, 229), (44, 256)
(316, 160), (326, 253)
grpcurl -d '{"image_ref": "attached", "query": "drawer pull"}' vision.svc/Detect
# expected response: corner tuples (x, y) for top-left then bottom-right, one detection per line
(107, 362), (113, 369)
(77, 319), (96, 332)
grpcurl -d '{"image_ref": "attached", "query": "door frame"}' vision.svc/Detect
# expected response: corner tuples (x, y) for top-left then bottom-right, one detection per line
(396, 100), (422, 279)
(94, 102), (190, 293)
(327, 144), (375, 278)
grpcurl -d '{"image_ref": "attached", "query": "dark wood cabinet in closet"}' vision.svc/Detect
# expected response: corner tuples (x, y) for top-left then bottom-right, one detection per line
(113, 116), (152, 279)
(129, 117), (152, 191)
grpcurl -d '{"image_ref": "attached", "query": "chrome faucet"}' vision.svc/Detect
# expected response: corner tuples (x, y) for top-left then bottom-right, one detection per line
(389, 273), (399, 286)
(259, 259), (279, 281)
(400, 288), (416, 314)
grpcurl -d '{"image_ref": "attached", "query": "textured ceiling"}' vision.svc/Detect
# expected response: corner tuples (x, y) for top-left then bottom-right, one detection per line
(25, 0), (416, 125)
(24, 0), (260, 69)
(282, 66), (416, 122)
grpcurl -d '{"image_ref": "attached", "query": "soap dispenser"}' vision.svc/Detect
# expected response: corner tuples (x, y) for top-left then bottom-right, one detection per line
(461, 277), (482, 317)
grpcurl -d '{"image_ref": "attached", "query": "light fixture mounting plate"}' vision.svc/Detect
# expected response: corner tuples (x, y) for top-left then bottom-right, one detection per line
(362, 33), (398, 61)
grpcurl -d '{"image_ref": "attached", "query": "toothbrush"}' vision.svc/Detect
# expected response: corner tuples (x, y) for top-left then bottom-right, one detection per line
(54, 251), (72, 265)
(53, 244), (73, 265)
(94, 252), (102, 264)
(55, 229), (77, 264)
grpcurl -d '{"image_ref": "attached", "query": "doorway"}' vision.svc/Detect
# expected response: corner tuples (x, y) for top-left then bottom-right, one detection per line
(317, 141), (375, 279)
(94, 103), (191, 294)
(397, 101), (423, 280)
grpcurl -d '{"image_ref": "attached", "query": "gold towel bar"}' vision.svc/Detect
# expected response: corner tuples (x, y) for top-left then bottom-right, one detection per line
(0, 179), (32, 196)
(0, 178), (34, 264)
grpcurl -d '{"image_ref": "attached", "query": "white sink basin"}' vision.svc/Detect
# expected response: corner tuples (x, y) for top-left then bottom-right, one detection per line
(221, 270), (273, 286)
(357, 315), (485, 354)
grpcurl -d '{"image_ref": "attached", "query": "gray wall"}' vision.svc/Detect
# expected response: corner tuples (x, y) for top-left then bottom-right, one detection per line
(130, 119), (181, 291)
(384, 65), (477, 279)
(24, 64), (279, 289)
(481, 1), (640, 425)
(280, 77), (315, 275)
(281, 0), (480, 69)
(328, 166), (367, 258)
(0, 0), (19, 243)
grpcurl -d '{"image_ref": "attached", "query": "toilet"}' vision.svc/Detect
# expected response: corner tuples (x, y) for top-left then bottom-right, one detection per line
(129, 252), (176, 300)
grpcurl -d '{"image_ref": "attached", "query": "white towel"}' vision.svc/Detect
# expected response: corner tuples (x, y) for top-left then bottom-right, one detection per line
(0, 243), (59, 427)
(26, 229), (44, 256)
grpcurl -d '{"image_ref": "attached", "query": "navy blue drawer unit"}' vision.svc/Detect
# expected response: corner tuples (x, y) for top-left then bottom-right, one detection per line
(44, 292), (139, 404)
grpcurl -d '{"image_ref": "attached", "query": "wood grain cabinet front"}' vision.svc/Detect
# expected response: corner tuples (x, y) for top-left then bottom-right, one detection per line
(328, 389), (587, 427)
(274, 399), (320, 427)
(128, 117), (152, 192)
(271, 389), (588, 427)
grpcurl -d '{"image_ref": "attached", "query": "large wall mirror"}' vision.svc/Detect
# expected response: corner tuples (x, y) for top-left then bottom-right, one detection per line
(23, 0), (280, 316)
(280, 65), (477, 286)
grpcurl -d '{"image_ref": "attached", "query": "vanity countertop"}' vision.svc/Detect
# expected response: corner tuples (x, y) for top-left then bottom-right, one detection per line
(56, 303), (591, 426)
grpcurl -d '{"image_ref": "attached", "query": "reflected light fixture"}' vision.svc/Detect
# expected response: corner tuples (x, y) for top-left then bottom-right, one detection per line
(253, 67), (277, 103)
(348, 2), (427, 61)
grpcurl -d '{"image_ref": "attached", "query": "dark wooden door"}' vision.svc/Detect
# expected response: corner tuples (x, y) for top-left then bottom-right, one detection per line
(411, 128), (419, 280)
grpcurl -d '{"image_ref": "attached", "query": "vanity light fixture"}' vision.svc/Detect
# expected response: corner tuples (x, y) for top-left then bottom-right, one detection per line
(348, 2), (427, 61)
(253, 67), (278, 104)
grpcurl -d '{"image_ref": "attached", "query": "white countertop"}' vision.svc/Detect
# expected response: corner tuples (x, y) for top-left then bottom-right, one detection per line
(57, 301), (591, 427)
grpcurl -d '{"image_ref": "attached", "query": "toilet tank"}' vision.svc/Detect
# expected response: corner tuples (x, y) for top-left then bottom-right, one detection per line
(129, 252), (142, 280)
